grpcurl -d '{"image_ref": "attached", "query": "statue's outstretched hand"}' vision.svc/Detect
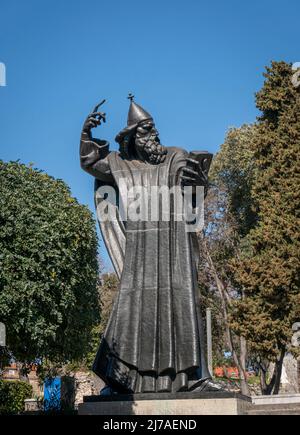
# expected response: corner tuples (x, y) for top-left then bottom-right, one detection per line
(82, 100), (106, 133)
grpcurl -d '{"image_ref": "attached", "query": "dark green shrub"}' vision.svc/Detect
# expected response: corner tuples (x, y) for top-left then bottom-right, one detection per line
(0, 380), (33, 414)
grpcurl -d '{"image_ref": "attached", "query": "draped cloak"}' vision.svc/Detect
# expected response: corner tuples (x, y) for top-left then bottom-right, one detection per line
(81, 140), (211, 393)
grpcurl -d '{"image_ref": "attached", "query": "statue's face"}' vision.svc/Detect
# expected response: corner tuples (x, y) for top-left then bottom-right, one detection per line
(134, 120), (166, 164)
(135, 120), (160, 147)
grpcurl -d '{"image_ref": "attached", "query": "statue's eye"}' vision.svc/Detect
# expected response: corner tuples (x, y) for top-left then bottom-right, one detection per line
(137, 126), (147, 133)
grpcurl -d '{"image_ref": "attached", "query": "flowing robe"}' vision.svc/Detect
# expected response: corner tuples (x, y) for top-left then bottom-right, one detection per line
(80, 135), (211, 393)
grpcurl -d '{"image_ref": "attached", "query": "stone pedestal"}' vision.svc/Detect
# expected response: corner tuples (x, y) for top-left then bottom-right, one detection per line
(252, 393), (300, 406)
(78, 391), (252, 415)
(280, 353), (300, 393)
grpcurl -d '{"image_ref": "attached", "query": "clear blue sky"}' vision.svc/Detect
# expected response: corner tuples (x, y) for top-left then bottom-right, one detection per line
(0, 0), (299, 270)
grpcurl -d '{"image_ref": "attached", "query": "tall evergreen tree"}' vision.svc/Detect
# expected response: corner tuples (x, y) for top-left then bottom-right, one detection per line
(230, 62), (300, 394)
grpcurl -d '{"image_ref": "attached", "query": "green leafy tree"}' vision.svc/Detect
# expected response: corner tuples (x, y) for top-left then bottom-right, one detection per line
(230, 61), (300, 394)
(198, 124), (257, 395)
(0, 161), (100, 367)
(210, 124), (258, 236)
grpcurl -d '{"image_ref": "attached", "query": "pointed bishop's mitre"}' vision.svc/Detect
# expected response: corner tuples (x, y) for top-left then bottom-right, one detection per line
(127, 101), (153, 126)
(115, 97), (154, 146)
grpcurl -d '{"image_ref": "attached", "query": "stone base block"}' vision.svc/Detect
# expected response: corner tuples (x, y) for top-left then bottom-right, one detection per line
(252, 393), (300, 406)
(78, 391), (252, 415)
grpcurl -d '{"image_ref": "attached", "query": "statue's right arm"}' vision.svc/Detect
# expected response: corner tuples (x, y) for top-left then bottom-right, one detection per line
(80, 111), (114, 183)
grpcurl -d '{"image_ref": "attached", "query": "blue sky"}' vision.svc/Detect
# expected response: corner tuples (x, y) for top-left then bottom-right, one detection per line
(0, 0), (299, 270)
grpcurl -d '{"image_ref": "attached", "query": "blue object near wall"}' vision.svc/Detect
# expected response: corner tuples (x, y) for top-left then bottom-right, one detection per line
(44, 377), (61, 411)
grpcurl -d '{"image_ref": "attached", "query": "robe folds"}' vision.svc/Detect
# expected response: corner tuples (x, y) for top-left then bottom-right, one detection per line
(80, 140), (211, 393)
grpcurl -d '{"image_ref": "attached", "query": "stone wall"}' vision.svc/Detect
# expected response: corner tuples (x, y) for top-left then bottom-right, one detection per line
(73, 371), (105, 409)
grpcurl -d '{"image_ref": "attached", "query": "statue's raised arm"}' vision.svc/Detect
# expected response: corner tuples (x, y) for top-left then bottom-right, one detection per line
(80, 100), (113, 183)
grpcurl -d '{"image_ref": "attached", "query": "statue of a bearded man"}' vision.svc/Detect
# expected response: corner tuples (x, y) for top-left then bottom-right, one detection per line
(80, 96), (219, 394)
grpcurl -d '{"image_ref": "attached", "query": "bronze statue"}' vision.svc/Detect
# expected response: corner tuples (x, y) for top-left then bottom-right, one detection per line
(80, 96), (219, 394)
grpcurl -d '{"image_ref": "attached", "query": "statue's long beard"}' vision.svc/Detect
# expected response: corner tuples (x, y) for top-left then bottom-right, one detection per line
(136, 134), (167, 164)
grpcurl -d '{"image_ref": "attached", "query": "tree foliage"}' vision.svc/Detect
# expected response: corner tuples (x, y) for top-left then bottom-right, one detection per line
(229, 62), (300, 393)
(0, 161), (100, 365)
(198, 124), (258, 395)
(210, 124), (258, 237)
(201, 62), (300, 395)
